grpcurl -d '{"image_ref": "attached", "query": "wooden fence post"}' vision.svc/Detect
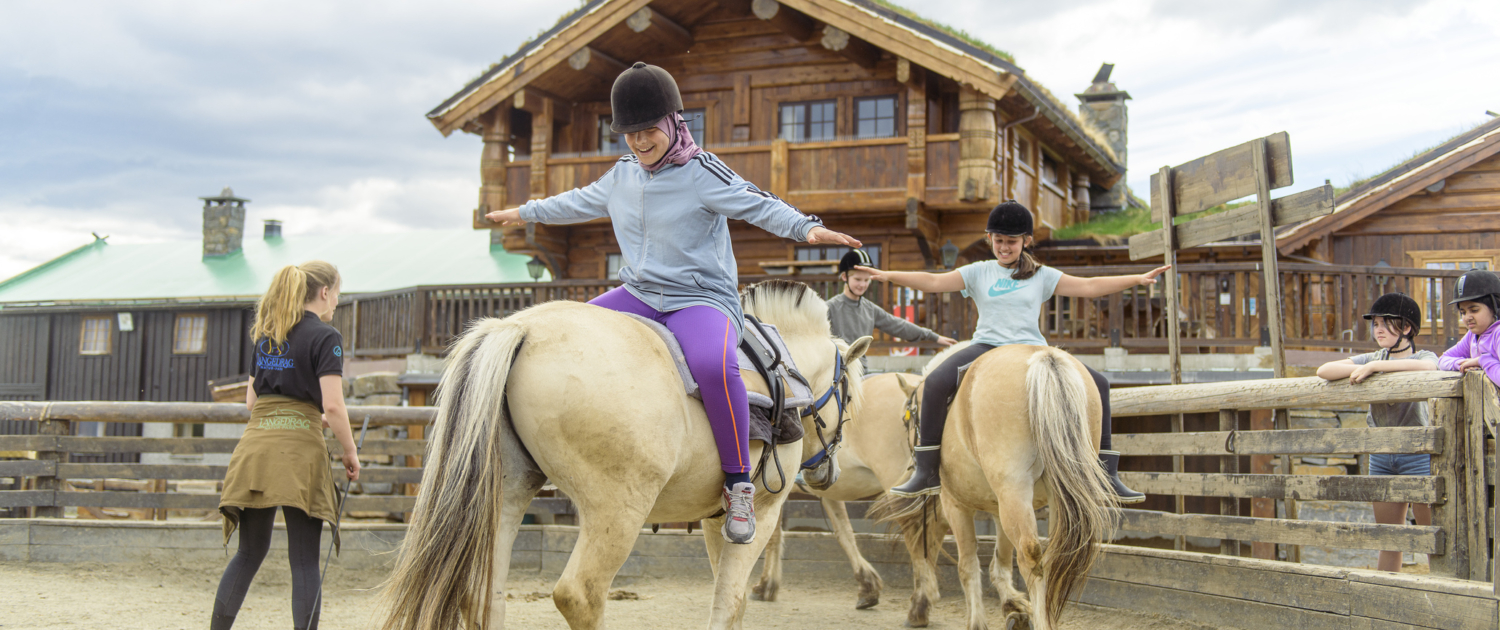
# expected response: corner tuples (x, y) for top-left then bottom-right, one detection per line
(33, 414), (71, 518)
(1428, 396), (1468, 579)
(1220, 408), (1241, 557)
(1249, 408), (1277, 560)
(1462, 371), (1493, 582)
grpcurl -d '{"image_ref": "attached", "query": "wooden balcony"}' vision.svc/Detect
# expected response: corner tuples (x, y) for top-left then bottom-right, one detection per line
(332, 264), (1468, 359)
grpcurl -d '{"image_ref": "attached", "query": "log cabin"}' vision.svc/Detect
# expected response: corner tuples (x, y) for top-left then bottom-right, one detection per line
(437, 0), (1130, 279)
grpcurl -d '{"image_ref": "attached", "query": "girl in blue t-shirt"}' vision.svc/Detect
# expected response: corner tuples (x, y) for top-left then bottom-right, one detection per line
(860, 201), (1168, 501)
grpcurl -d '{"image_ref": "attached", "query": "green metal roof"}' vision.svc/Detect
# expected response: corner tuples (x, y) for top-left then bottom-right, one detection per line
(0, 229), (548, 307)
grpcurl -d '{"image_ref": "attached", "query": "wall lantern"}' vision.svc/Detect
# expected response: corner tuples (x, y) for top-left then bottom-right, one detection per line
(1373, 259), (1391, 287)
(940, 239), (960, 270)
(526, 256), (547, 282)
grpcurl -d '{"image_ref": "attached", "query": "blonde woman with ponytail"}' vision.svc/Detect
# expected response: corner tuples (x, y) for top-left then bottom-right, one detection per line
(859, 201), (1169, 502)
(213, 260), (359, 630)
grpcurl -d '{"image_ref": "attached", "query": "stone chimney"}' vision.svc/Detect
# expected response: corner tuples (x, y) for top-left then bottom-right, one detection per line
(1076, 63), (1131, 213)
(200, 187), (249, 258)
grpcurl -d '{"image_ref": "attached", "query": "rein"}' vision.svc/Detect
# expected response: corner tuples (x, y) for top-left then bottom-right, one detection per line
(800, 349), (852, 470)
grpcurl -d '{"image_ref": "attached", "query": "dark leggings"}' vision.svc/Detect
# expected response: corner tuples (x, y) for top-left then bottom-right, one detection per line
(213, 506), (326, 629)
(918, 343), (1113, 451)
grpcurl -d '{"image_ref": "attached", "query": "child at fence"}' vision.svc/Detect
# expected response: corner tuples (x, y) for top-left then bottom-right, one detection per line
(1438, 269), (1500, 389)
(856, 200), (1169, 502)
(1315, 292), (1437, 572)
(484, 62), (861, 544)
(213, 261), (361, 630)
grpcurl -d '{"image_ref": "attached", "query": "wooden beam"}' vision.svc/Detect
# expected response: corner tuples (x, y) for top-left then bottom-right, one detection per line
(751, 0), (816, 42)
(770, 138), (789, 198)
(1157, 165), (1182, 384)
(0, 400), (433, 426)
(1109, 370), (1462, 417)
(732, 72), (751, 142)
(474, 110), (511, 229)
(566, 46), (629, 84)
(896, 57), (911, 83)
(1118, 470), (1442, 503)
(1128, 184), (1335, 260)
(513, 88), (573, 122)
(1111, 426), (1442, 457)
(819, 24), (880, 69)
(627, 7), (693, 53)
(906, 199), (939, 268)
(1117, 509), (1442, 554)
(906, 67), (927, 204)
(1252, 138), (1287, 378)
(1462, 371), (1495, 582)
(956, 86), (997, 202)
(1150, 132), (1293, 221)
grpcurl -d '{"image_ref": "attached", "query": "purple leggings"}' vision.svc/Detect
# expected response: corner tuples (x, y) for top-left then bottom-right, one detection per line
(590, 287), (751, 474)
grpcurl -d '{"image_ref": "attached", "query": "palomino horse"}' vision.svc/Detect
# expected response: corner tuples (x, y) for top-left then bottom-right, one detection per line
(928, 344), (1116, 630)
(379, 280), (867, 630)
(752, 371), (949, 626)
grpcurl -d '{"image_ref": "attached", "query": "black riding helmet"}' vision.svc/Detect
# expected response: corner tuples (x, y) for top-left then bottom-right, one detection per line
(1363, 292), (1422, 338)
(986, 200), (1033, 236)
(610, 62), (684, 134)
(838, 249), (874, 276)
(1448, 269), (1500, 306)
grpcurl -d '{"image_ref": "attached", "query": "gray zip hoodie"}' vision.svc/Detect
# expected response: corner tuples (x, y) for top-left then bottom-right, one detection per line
(518, 152), (822, 335)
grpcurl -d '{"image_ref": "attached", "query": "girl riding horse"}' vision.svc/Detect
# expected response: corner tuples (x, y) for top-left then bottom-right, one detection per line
(859, 200), (1166, 502)
(487, 62), (860, 543)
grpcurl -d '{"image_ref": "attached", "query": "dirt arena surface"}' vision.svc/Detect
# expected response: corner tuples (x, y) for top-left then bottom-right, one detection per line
(0, 560), (1222, 629)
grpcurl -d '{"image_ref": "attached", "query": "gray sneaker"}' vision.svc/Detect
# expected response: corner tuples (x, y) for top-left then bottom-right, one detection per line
(721, 482), (756, 544)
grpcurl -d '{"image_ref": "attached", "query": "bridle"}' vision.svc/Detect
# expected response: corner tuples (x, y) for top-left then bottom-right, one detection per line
(799, 348), (853, 471)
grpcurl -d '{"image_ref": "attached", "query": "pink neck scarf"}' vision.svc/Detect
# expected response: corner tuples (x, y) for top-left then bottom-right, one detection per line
(639, 112), (704, 173)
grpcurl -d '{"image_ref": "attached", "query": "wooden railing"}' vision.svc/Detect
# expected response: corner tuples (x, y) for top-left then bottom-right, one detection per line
(1109, 370), (1498, 583)
(329, 264), (1467, 358)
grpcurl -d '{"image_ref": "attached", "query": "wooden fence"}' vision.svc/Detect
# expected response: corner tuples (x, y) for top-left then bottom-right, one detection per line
(1110, 369), (1498, 585)
(331, 264), (1467, 358)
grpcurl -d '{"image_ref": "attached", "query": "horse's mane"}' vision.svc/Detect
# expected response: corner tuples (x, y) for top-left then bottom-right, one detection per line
(740, 279), (831, 339)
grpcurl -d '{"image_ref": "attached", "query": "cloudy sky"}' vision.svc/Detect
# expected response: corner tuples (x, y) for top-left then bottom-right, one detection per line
(1, 0), (1496, 280)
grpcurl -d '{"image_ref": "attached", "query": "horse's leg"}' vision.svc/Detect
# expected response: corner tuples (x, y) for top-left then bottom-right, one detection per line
(822, 497), (882, 609)
(551, 506), (649, 630)
(749, 512), (783, 602)
(940, 494), (987, 630)
(993, 491), (1046, 630)
(989, 519), (1031, 630)
(480, 466), (546, 629)
(704, 492), (791, 630)
(898, 497), (944, 627)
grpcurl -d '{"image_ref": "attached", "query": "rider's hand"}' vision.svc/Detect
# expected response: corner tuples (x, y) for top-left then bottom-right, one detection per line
(807, 227), (861, 247)
(1459, 357), (1481, 371)
(936, 336), (958, 347)
(1139, 265), (1172, 286)
(1349, 361), (1380, 384)
(485, 208), (526, 226)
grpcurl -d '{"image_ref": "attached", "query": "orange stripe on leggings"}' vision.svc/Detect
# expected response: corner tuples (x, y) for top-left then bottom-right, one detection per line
(723, 318), (744, 469)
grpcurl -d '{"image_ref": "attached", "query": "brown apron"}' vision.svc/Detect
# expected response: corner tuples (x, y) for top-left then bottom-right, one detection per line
(220, 395), (339, 548)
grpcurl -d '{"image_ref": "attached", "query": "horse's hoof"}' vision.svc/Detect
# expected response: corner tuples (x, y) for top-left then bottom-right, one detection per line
(905, 596), (930, 627)
(856, 594), (879, 610)
(1004, 612), (1032, 630)
(750, 582), (778, 602)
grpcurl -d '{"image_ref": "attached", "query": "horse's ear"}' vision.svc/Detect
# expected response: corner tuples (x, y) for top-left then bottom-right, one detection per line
(845, 336), (872, 365)
(895, 373), (917, 397)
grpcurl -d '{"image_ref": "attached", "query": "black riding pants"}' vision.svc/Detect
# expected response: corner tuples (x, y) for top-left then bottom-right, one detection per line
(213, 506), (325, 629)
(917, 343), (1113, 451)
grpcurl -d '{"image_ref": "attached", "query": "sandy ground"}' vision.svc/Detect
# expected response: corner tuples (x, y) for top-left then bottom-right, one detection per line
(0, 560), (1221, 630)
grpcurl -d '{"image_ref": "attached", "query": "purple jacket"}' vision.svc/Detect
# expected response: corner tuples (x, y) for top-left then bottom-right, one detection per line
(1439, 321), (1500, 386)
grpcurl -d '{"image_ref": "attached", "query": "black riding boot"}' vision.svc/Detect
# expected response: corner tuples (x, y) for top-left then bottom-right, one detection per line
(1100, 450), (1145, 504)
(210, 613), (235, 630)
(890, 446), (942, 497)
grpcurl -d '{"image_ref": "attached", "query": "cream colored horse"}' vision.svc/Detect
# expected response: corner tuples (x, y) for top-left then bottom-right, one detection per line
(752, 371), (949, 626)
(934, 345), (1116, 630)
(379, 280), (866, 630)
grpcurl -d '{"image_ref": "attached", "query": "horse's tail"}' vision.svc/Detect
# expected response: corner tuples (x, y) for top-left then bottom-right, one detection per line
(869, 492), (950, 560)
(1025, 347), (1116, 627)
(381, 317), (526, 630)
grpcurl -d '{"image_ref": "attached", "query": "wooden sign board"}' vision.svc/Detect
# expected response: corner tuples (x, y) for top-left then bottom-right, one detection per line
(1129, 132), (1334, 384)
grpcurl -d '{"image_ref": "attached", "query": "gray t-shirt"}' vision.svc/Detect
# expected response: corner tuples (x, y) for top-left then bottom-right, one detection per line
(1349, 348), (1440, 427)
(958, 261), (1064, 347)
(825, 294), (938, 346)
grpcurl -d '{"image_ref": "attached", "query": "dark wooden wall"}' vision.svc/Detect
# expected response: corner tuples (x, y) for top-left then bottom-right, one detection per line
(0, 314), (49, 437)
(1328, 152), (1500, 267)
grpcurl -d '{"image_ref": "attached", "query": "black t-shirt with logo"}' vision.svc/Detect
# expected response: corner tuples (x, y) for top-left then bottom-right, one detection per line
(252, 311), (344, 411)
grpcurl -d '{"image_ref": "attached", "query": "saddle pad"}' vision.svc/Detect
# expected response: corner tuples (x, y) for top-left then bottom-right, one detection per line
(624, 313), (816, 409)
(748, 402), (805, 446)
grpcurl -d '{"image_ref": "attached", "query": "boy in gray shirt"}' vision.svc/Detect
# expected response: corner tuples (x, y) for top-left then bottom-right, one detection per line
(1316, 292), (1437, 573)
(826, 249), (956, 348)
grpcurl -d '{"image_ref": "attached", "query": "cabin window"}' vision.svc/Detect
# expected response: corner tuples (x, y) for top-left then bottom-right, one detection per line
(80, 315), (112, 355)
(683, 108), (706, 146)
(779, 100), (836, 143)
(1016, 137), (1033, 170)
(1041, 153), (1060, 185)
(606, 253), (625, 280)
(855, 96), (898, 139)
(795, 244), (881, 269)
(1408, 250), (1499, 327)
(598, 115), (623, 154)
(173, 314), (207, 354)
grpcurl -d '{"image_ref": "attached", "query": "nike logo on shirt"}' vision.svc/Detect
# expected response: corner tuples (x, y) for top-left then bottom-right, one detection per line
(988, 278), (1024, 297)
